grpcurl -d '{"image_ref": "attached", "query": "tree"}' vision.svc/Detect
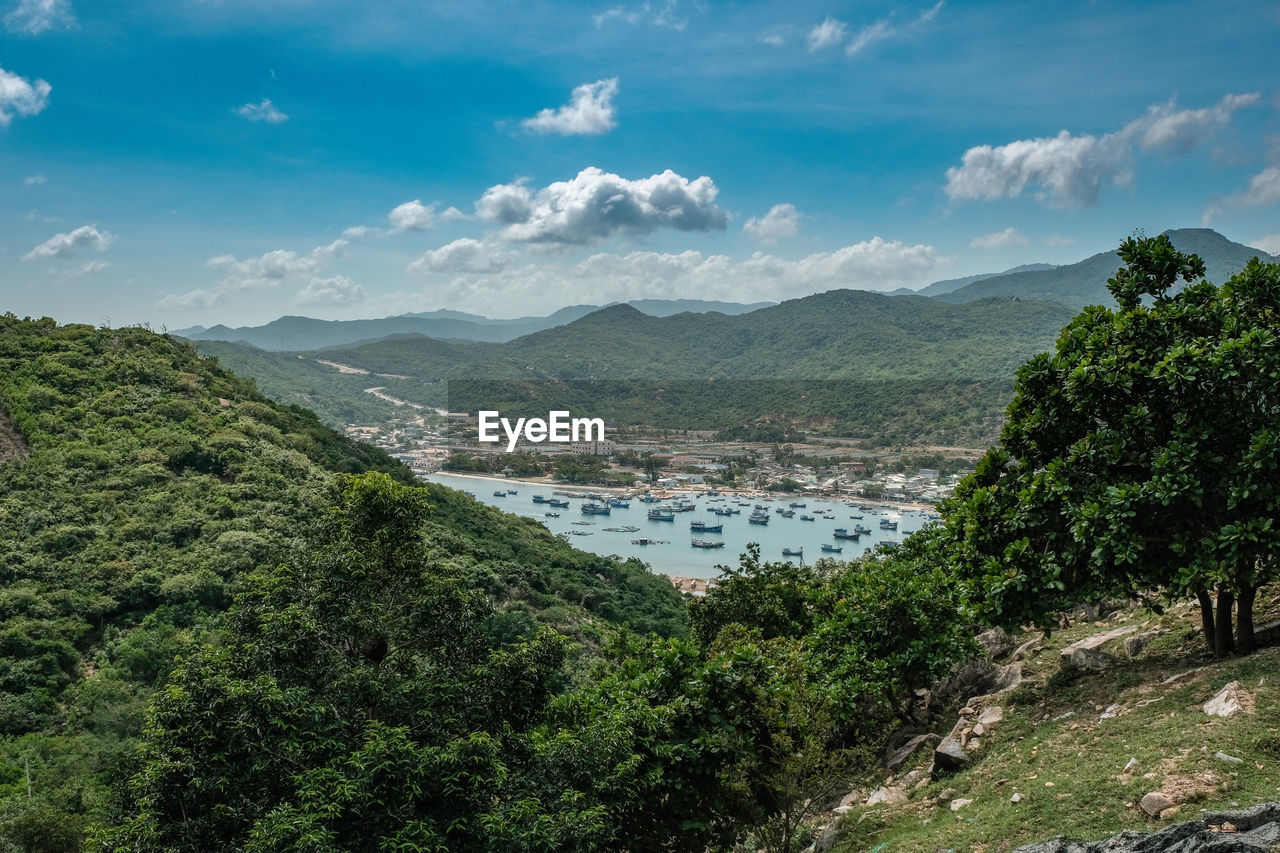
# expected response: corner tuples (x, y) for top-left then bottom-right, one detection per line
(942, 235), (1280, 656)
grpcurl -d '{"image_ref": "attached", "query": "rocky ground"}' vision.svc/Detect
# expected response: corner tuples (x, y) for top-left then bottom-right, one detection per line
(801, 591), (1280, 852)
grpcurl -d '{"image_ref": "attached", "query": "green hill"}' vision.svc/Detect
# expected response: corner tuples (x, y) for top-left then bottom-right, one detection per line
(936, 229), (1272, 308)
(0, 316), (685, 847)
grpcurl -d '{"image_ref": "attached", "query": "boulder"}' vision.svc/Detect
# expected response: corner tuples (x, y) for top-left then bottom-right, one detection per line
(949, 797), (973, 811)
(885, 733), (940, 772)
(1123, 631), (1157, 659)
(977, 705), (1004, 727)
(931, 738), (971, 777)
(1140, 791), (1177, 817)
(1012, 635), (1043, 661)
(1059, 624), (1138, 656)
(1065, 647), (1118, 672)
(865, 786), (908, 806)
(1204, 681), (1250, 718)
(976, 626), (1016, 659)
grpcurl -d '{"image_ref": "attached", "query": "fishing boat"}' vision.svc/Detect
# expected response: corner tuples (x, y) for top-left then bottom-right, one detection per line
(800, 515), (815, 521)
(691, 539), (725, 549)
(572, 520), (593, 526)
(781, 547), (803, 556)
(832, 528), (860, 540)
(581, 502), (611, 515)
(639, 494), (657, 503)
(820, 544), (843, 553)
(789, 502), (806, 508)
(569, 530), (591, 536)
(609, 498), (631, 508)
(780, 509), (795, 518)
(848, 514), (863, 519)
(648, 509), (675, 521)
(879, 519), (898, 530)
(547, 498), (570, 508)
(854, 524), (872, 535)
(631, 537), (667, 545)
(532, 495), (547, 503)
(748, 511), (770, 525)
(493, 490), (506, 497)
(506, 489), (518, 495)
(690, 521), (723, 532)
(544, 512), (560, 518)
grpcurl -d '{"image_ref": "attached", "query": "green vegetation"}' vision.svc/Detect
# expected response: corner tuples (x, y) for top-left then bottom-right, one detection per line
(943, 235), (1280, 656)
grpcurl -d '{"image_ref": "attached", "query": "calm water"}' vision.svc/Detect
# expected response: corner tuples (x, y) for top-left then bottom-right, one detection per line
(425, 472), (938, 579)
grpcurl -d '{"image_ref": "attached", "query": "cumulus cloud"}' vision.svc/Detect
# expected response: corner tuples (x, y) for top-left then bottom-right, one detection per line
(407, 238), (514, 275)
(593, 1), (686, 31)
(386, 199), (463, 232)
(970, 227), (1027, 250)
(22, 224), (113, 261)
(945, 92), (1259, 208)
(157, 289), (225, 312)
(4, 0), (74, 34)
(476, 167), (727, 244)
(523, 78), (619, 136)
(0, 65), (51, 126)
(743, 203), (800, 245)
(295, 275), (365, 306)
(207, 239), (345, 290)
(1249, 234), (1280, 256)
(807, 16), (847, 51)
(429, 237), (940, 314)
(1205, 165), (1280, 222)
(236, 98), (288, 124)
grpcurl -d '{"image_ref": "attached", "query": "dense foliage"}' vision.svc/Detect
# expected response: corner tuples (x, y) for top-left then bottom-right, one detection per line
(0, 318), (685, 850)
(942, 236), (1280, 656)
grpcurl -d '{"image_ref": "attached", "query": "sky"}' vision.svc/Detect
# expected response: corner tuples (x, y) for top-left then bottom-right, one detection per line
(2, 0), (1279, 327)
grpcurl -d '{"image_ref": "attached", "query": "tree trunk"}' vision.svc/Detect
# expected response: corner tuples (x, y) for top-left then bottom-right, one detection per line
(1196, 589), (1217, 656)
(1214, 588), (1235, 658)
(1237, 585), (1257, 656)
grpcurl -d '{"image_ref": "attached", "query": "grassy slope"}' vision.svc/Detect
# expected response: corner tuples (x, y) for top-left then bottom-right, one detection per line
(828, 591), (1280, 852)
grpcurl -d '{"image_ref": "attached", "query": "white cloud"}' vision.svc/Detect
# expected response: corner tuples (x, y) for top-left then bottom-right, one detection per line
(0, 65), (51, 126)
(23, 173), (45, 186)
(22, 224), (113, 261)
(158, 289), (225, 312)
(743, 203), (800, 245)
(522, 78), (619, 136)
(74, 259), (108, 276)
(807, 16), (847, 51)
(918, 0), (944, 23)
(295, 275), (365, 306)
(476, 167), (727, 244)
(970, 227), (1027, 250)
(430, 237), (940, 313)
(593, 1), (686, 31)
(1249, 234), (1280, 256)
(341, 225), (376, 239)
(407, 238), (514, 275)
(846, 19), (894, 57)
(1044, 234), (1075, 247)
(386, 200), (463, 232)
(4, 0), (74, 34)
(760, 33), (785, 47)
(945, 93), (1259, 208)
(1206, 165), (1280, 222)
(236, 98), (288, 124)
(207, 239), (345, 290)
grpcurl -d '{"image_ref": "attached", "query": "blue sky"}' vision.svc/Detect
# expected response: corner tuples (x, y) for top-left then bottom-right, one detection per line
(2, 0), (1278, 326)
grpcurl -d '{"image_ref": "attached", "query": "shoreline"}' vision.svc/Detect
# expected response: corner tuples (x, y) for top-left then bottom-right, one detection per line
(423, 470), (939, 513)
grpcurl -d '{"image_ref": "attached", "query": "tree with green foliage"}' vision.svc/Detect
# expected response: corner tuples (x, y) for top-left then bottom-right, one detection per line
(943, 235), (1280, 656)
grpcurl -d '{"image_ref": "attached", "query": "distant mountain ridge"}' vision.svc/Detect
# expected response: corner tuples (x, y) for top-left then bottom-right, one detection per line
(175, 299), (775, 351)
(934, 229), (1273, 308)
(916, 263), (1058, 297)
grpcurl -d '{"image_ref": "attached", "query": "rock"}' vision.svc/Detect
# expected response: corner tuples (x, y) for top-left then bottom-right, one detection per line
(1065, 646), (1119, 672)
(1012, 635), (1043, 661)
(1123, 758), (1140, 774)
(968, 737), (982, 751)
(885, 733), (940, 772)
(899, 768), (925, 789)
(1203, 802), (1280, 831)
(1124, 631), (1157, 659)
(991, 662), (1023, 692)
(1011, 792), (1022, 803)
(837, 789), (862, 808)
(976, 626), (1016, 659)
(931, 738), (971, 777)
(833, 804), (853, 814)
(973, 723), (986, 737)
(1162, 666), (1206, 685)
(1215, 751), (1244, 764)
(1099, 703), (1120, 720)
(1221, 820), (1236, 832)
(865, 786), (908, 806)
(949, 797), (973, 811)
(1204, 681), (1251, 718)
(1011, 800), (1280, 852)
(1059, 623), (1138, 656)
(978, 705), (1004, 727)
(1140, 791), (1177, 817)
(1160, 805), (1181, 820)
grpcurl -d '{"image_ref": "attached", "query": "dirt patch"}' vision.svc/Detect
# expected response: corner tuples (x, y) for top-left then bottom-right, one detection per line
(0, 405), (29, 462)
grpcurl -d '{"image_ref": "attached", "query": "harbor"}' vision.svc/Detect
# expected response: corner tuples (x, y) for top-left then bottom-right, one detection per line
(426, 471), (938, 579)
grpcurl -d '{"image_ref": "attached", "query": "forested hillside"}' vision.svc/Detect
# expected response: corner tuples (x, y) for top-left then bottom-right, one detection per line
(0, 316), (684, 847)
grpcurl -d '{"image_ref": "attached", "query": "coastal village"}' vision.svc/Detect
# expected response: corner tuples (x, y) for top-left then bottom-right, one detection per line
(344, 412), (970, 506)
